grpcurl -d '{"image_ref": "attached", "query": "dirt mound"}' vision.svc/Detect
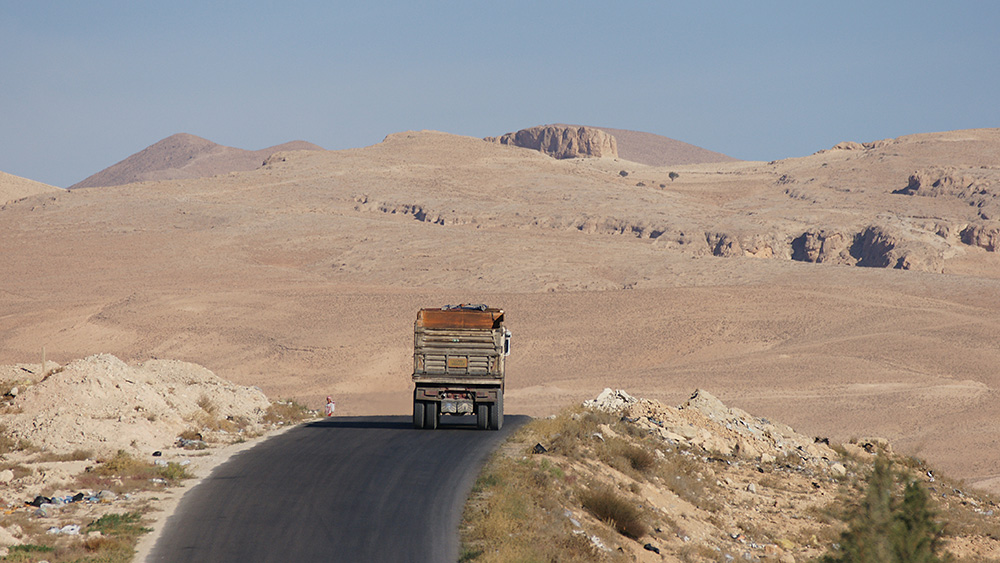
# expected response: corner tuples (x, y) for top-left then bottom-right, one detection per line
(3, 354), (270, 456)
(0, 171), (60, 204)
(587, 388), (843, 465)
(68, 133), (324, 189)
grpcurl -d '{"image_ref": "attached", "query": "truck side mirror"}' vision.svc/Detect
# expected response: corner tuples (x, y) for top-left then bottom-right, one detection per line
(503, 329), (511, 356)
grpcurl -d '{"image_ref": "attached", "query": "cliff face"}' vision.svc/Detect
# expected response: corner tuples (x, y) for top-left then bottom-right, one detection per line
(485, 125), (618, 159)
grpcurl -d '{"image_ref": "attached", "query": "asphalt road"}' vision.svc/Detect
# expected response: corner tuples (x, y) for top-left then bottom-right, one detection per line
(146, 415), (525, 563)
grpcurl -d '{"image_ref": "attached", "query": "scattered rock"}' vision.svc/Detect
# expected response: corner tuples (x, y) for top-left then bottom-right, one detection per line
(0, 469), (13, 484)
(0, 526), (21, 547)
(583, 388), (637, 412)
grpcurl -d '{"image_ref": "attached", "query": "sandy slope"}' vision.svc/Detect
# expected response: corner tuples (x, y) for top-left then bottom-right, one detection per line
(2, 129), (1000, 492)
(0, 171), (60, 204)
(68, 133), (324, 189)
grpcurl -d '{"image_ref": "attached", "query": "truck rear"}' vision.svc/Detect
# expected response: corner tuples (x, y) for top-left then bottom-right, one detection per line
(411, 305), (510, 430)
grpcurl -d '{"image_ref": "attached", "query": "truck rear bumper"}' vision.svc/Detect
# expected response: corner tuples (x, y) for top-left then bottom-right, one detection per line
(414, 385), (501, 405)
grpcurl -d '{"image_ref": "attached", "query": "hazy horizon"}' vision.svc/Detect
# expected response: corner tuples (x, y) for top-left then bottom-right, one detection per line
(3, 1), (998, 187)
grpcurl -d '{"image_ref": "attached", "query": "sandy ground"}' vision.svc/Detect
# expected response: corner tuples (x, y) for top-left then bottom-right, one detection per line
(2, 128), (1000, 495)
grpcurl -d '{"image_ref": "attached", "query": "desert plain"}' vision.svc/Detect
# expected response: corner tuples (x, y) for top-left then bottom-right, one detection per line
(2, 125), (1000, 494)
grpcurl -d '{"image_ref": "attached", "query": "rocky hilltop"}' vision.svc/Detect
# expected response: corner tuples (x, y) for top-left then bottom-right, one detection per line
(68, 133), (324, 189)
(485, 124), (619, 159)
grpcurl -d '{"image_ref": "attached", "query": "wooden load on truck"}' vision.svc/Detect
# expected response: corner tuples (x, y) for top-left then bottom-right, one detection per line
(411, 305), (510, 430)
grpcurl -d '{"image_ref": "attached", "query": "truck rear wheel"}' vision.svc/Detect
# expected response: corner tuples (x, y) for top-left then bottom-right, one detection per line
(413, 401), (425, 429)
(424, 401), (439, 430)
(489, 395), (503, 431)
(476, 404), (488, 430)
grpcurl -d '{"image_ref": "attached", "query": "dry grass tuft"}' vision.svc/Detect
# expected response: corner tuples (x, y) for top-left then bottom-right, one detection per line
(196, 394), (217, 415)
(0, 424), (32, 454)
(579, 485), (648, 539)
(85, 449), (193, 492)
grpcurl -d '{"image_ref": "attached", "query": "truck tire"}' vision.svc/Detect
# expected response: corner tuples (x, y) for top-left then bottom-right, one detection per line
(489, 395), (503, 431)
(424, 401), (439, 430)
(476, 404), (488, 430)
(413, 401), (425, 429)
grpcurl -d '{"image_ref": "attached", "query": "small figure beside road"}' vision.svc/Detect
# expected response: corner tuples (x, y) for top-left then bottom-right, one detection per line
(325, 396), (336, 417)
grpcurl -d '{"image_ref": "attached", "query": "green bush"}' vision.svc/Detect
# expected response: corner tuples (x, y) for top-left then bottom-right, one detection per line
(820, 456), (948, 563)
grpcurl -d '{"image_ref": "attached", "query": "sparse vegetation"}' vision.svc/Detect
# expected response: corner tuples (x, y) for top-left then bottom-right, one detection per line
(196, 394), (217, 415)
(88, 449), (193, 491)
(463, 400), (1000, 562)
(580, 486), (648, 538)
(263, 398), (316, 424)
(0, 423), (32, 454)
(1, 512), (149, 563)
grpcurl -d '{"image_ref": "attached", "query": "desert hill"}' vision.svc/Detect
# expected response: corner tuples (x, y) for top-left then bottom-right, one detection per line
(0, 170), (60, 205)
(2, 128), (1000, 495)
(485, 124), (737, 166)
(67, 133), (324, 189)
(589, 125), (739, 166)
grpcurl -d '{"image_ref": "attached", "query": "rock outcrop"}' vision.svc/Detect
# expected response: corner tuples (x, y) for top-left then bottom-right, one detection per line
(790, 229), (855, 265)
(961, 223), (1000, 252)
(829, 138), (895, 151)
(485, 125), (618, 159)
(897, 167), (1000, 221)
(791, 225), (943, 272)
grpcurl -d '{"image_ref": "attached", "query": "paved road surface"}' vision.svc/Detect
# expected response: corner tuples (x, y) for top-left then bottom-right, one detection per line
(147, 415), (526, 562)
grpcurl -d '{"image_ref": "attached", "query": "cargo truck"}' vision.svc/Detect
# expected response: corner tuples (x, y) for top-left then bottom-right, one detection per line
(411, 305), (510, 430)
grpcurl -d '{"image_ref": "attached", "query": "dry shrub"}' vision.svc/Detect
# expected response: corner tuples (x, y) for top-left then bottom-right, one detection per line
(678, 543), (729, 562)
(92, 450), (193, 491)
(178, 428), (204, 442)
(33, 448), (93, 462)
(531, 408), (618, 459)
(0, 379), (17, 396)
(598, 437), (656, 478)
(264, 399), (314, 424)
(0, 424), (32, 454)
(579, 486), (648, 539)
(0, 462), (33, 480)
(657, 449), (721, 512)
(462, 452), (612, 563)
(196, 394), (217, 415)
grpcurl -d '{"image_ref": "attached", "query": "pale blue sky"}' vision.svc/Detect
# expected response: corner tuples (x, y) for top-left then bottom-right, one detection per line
(3, 1), (998, 187)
